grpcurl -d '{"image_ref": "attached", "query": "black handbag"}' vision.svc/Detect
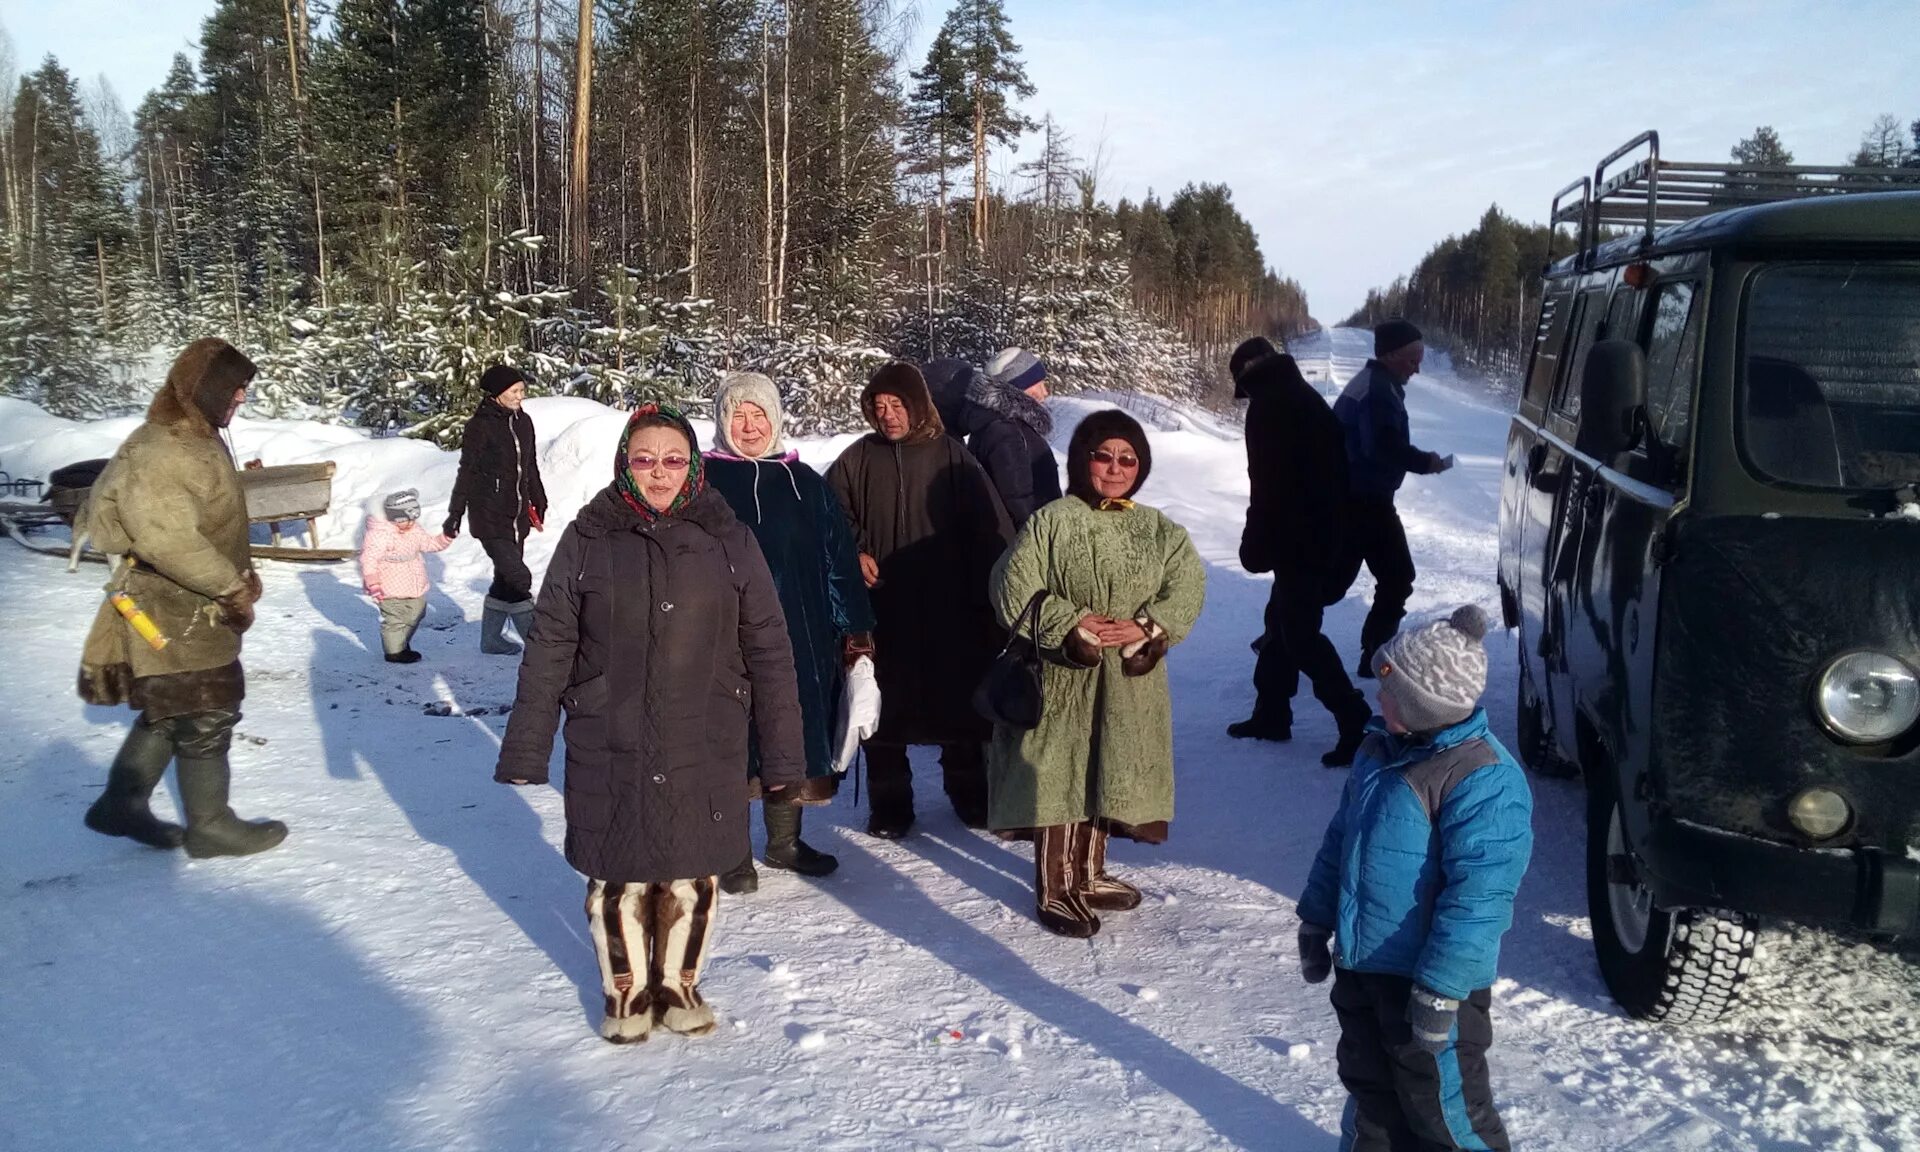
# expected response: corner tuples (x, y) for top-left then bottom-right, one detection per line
(973, 590), (1048, 730)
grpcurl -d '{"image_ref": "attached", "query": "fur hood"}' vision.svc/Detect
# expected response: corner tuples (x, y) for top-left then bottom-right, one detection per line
(860, 362), (946, 444)
(147, 338), (257, 437)
(966, 372), (1054, 438)
(712, 371), (788, 458)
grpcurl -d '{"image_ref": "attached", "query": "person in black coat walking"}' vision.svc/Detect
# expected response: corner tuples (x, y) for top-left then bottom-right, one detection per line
(495, 403), (806, 1044)
(921, 351), (1061, 530)
(445, 364), (549, 655)
(1228, 337), (1372, 766)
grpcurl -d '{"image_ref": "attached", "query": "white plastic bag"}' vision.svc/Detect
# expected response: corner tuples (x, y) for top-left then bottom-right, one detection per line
(832, 655), (881, 774)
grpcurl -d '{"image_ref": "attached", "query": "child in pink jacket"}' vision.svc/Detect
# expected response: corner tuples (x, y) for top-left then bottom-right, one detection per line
(361, 489), (453, 663)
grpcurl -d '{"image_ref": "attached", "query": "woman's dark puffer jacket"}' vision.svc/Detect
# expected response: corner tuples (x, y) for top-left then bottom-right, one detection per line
(494, 483), (807, 883)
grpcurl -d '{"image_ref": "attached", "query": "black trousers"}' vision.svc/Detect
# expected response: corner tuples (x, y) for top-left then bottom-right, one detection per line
(1331, 969), (1508, 1152)
(482, 536), (533, 604)
(1252, 571), (1362, 725)
(864, 742), (987, 823)
(1347, 498), (1417, 664)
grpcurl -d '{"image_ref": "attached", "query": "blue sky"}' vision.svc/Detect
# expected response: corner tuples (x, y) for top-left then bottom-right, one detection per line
(6, 0), (1918, 319)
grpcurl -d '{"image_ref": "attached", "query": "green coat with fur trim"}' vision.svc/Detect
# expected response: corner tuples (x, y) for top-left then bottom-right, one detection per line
(78, 340), (259, 719)
(985, 496), (1207, 835)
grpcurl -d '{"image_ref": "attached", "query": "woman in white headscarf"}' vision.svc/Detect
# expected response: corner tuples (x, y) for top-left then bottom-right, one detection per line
(704, 373), (879, 893)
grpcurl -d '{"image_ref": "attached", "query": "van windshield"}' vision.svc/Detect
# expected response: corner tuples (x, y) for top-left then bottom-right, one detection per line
(1740, 262), (1920, 490)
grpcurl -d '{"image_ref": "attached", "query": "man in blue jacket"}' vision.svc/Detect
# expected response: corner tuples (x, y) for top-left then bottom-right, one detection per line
(1332, 320), (1455, 677)
(1298, 604), (1532, 1152)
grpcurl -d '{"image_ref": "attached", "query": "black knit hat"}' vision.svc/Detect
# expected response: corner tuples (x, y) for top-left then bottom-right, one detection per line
(1066, 409), (1152, 505)
(1230, 336), (1278, 385)
(1374, 319), (1423, 357)
(479, 364), (527, 398)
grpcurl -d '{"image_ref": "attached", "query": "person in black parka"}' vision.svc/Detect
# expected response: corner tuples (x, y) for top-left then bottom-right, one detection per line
(827, 362), (1015, 838)
(1229, 337), (1372, 766)
(921, 351), (1062, 531)
(494, 404), (806, 1045)
(444, 364), (549, 656)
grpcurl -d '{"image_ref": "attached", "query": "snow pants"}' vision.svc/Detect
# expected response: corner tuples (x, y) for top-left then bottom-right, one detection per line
(1253, 572), (1363, 725)
(1331, 969), (1508, 1152)
(377, 596), (427, 656)
(864, 742), (987, 826)
(1345, 498), (1416, 666)
(480, 536), (533, 605)
(586, 877), (719, 1035)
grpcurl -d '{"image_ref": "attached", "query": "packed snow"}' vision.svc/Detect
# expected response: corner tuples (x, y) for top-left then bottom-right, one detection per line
(2, 328), (1917, 1151)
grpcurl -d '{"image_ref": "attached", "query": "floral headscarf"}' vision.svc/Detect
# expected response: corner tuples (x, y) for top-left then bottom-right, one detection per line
(614, 403), (707, 521)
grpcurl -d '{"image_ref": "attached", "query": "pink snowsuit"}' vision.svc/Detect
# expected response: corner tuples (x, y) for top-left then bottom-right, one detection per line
(360, 518), (453, 601)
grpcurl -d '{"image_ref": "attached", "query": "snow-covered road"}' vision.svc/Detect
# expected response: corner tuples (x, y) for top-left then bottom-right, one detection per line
(3, 328), (1916, 1151)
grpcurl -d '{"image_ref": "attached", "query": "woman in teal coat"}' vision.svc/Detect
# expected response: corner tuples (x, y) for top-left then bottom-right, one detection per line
(704, 373), (877, 894)
(987, 409), (1207, 937)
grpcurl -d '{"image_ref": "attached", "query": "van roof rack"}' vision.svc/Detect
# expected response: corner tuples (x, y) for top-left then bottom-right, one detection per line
(1548, 130), (1920, 267)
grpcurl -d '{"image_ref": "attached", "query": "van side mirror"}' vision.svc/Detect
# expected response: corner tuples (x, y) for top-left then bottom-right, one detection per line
(1576, 339), (1648, 460)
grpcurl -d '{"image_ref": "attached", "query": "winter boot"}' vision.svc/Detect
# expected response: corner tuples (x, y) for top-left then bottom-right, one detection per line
(84, 720), (184, 850)
(1322, 695), (1374, 768)
(385, 649), (422, 664)
(481, 597), (524, 656)
(865, 747), (915, 840)
(1227, 707), (1293, 742)
(600, 994), (654, 1045)
(176, 715), (288, 858)
(654, 983), (717, 1037)
(1034, 823), (1100, 938)
(506, 602), (537, 648)
(762, 799), (838, 877)
(1078, 824), (1142, 912)
(719, 854), (760, 895)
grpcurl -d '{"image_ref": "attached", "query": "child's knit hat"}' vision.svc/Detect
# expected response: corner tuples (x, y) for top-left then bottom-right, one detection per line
(383, 489), (422, 523)
(1374, 604), (1490, 732)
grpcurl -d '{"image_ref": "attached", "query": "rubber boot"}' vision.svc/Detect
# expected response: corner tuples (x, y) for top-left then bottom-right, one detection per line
(719, 853), (759, 895)
(1322, 694), (1374, 768)
(177, 722), (288, 859)
(762, 799), (838, 877)
(506, 602), (537, 648)
(1227, 708), (1293, 742)
(84, 719), (184, 849)
(481, 597), (523, 656)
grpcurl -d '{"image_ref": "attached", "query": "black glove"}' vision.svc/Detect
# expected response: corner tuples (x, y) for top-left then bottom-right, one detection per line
(1298, 922), (1333, 984)
(443, 516), (461, 538)
(1406, 985), (1459, 1053)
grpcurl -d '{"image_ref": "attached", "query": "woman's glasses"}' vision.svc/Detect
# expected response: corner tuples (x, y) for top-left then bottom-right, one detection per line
(1090, 449), (1140, 469)
(631, 455), (692, 472)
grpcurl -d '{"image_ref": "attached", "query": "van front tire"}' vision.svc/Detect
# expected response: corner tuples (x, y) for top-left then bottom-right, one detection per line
(1586, 783), (1758, 1024)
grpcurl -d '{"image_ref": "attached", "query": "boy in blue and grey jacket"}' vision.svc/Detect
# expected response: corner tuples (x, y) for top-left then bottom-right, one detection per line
(1297, 605), (1533, 1152)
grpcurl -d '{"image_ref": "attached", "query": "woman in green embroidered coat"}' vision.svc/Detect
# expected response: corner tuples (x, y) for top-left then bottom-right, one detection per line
(987, 409), (1207, 937)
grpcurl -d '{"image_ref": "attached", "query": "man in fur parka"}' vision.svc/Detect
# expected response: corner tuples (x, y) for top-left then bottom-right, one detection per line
(826, 362), (1014, 838)
(78, 338), (288, 858)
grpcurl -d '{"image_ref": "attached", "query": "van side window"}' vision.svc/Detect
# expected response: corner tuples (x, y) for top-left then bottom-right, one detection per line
(1552, 289), (1609, 421)
(1644, 281), (1701, 472)
(1523, 293), (1570, 412)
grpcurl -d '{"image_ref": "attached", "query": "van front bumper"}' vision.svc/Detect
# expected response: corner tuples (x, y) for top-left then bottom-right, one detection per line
(1642, 814), (1920, 937)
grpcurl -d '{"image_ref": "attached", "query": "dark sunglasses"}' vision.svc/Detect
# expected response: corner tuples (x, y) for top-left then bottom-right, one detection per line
(1090, 449), (1140, 468)
(631, 455), (692, 472)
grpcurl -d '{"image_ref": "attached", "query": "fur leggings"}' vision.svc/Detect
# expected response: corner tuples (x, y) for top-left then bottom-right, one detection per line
(585, 877), (718, 1040)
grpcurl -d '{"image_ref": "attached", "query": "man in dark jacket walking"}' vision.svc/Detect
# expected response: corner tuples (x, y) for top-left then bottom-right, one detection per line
(827, 363), (1015, 837)
(1228, 337), (1372, 765)
(921, 351), (1061, 530)
(1332, 320), (1454, 678)
(445, 364), (549, 656)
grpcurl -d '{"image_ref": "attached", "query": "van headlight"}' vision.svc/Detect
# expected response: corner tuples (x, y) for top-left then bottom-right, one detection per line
(1815, 652), (1920, 744)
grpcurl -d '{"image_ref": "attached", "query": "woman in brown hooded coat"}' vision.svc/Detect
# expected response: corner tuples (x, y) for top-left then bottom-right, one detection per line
(78, 338), (287, 858)
(495, 403), (807, 1044)
(825, 362), (1014, 838)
